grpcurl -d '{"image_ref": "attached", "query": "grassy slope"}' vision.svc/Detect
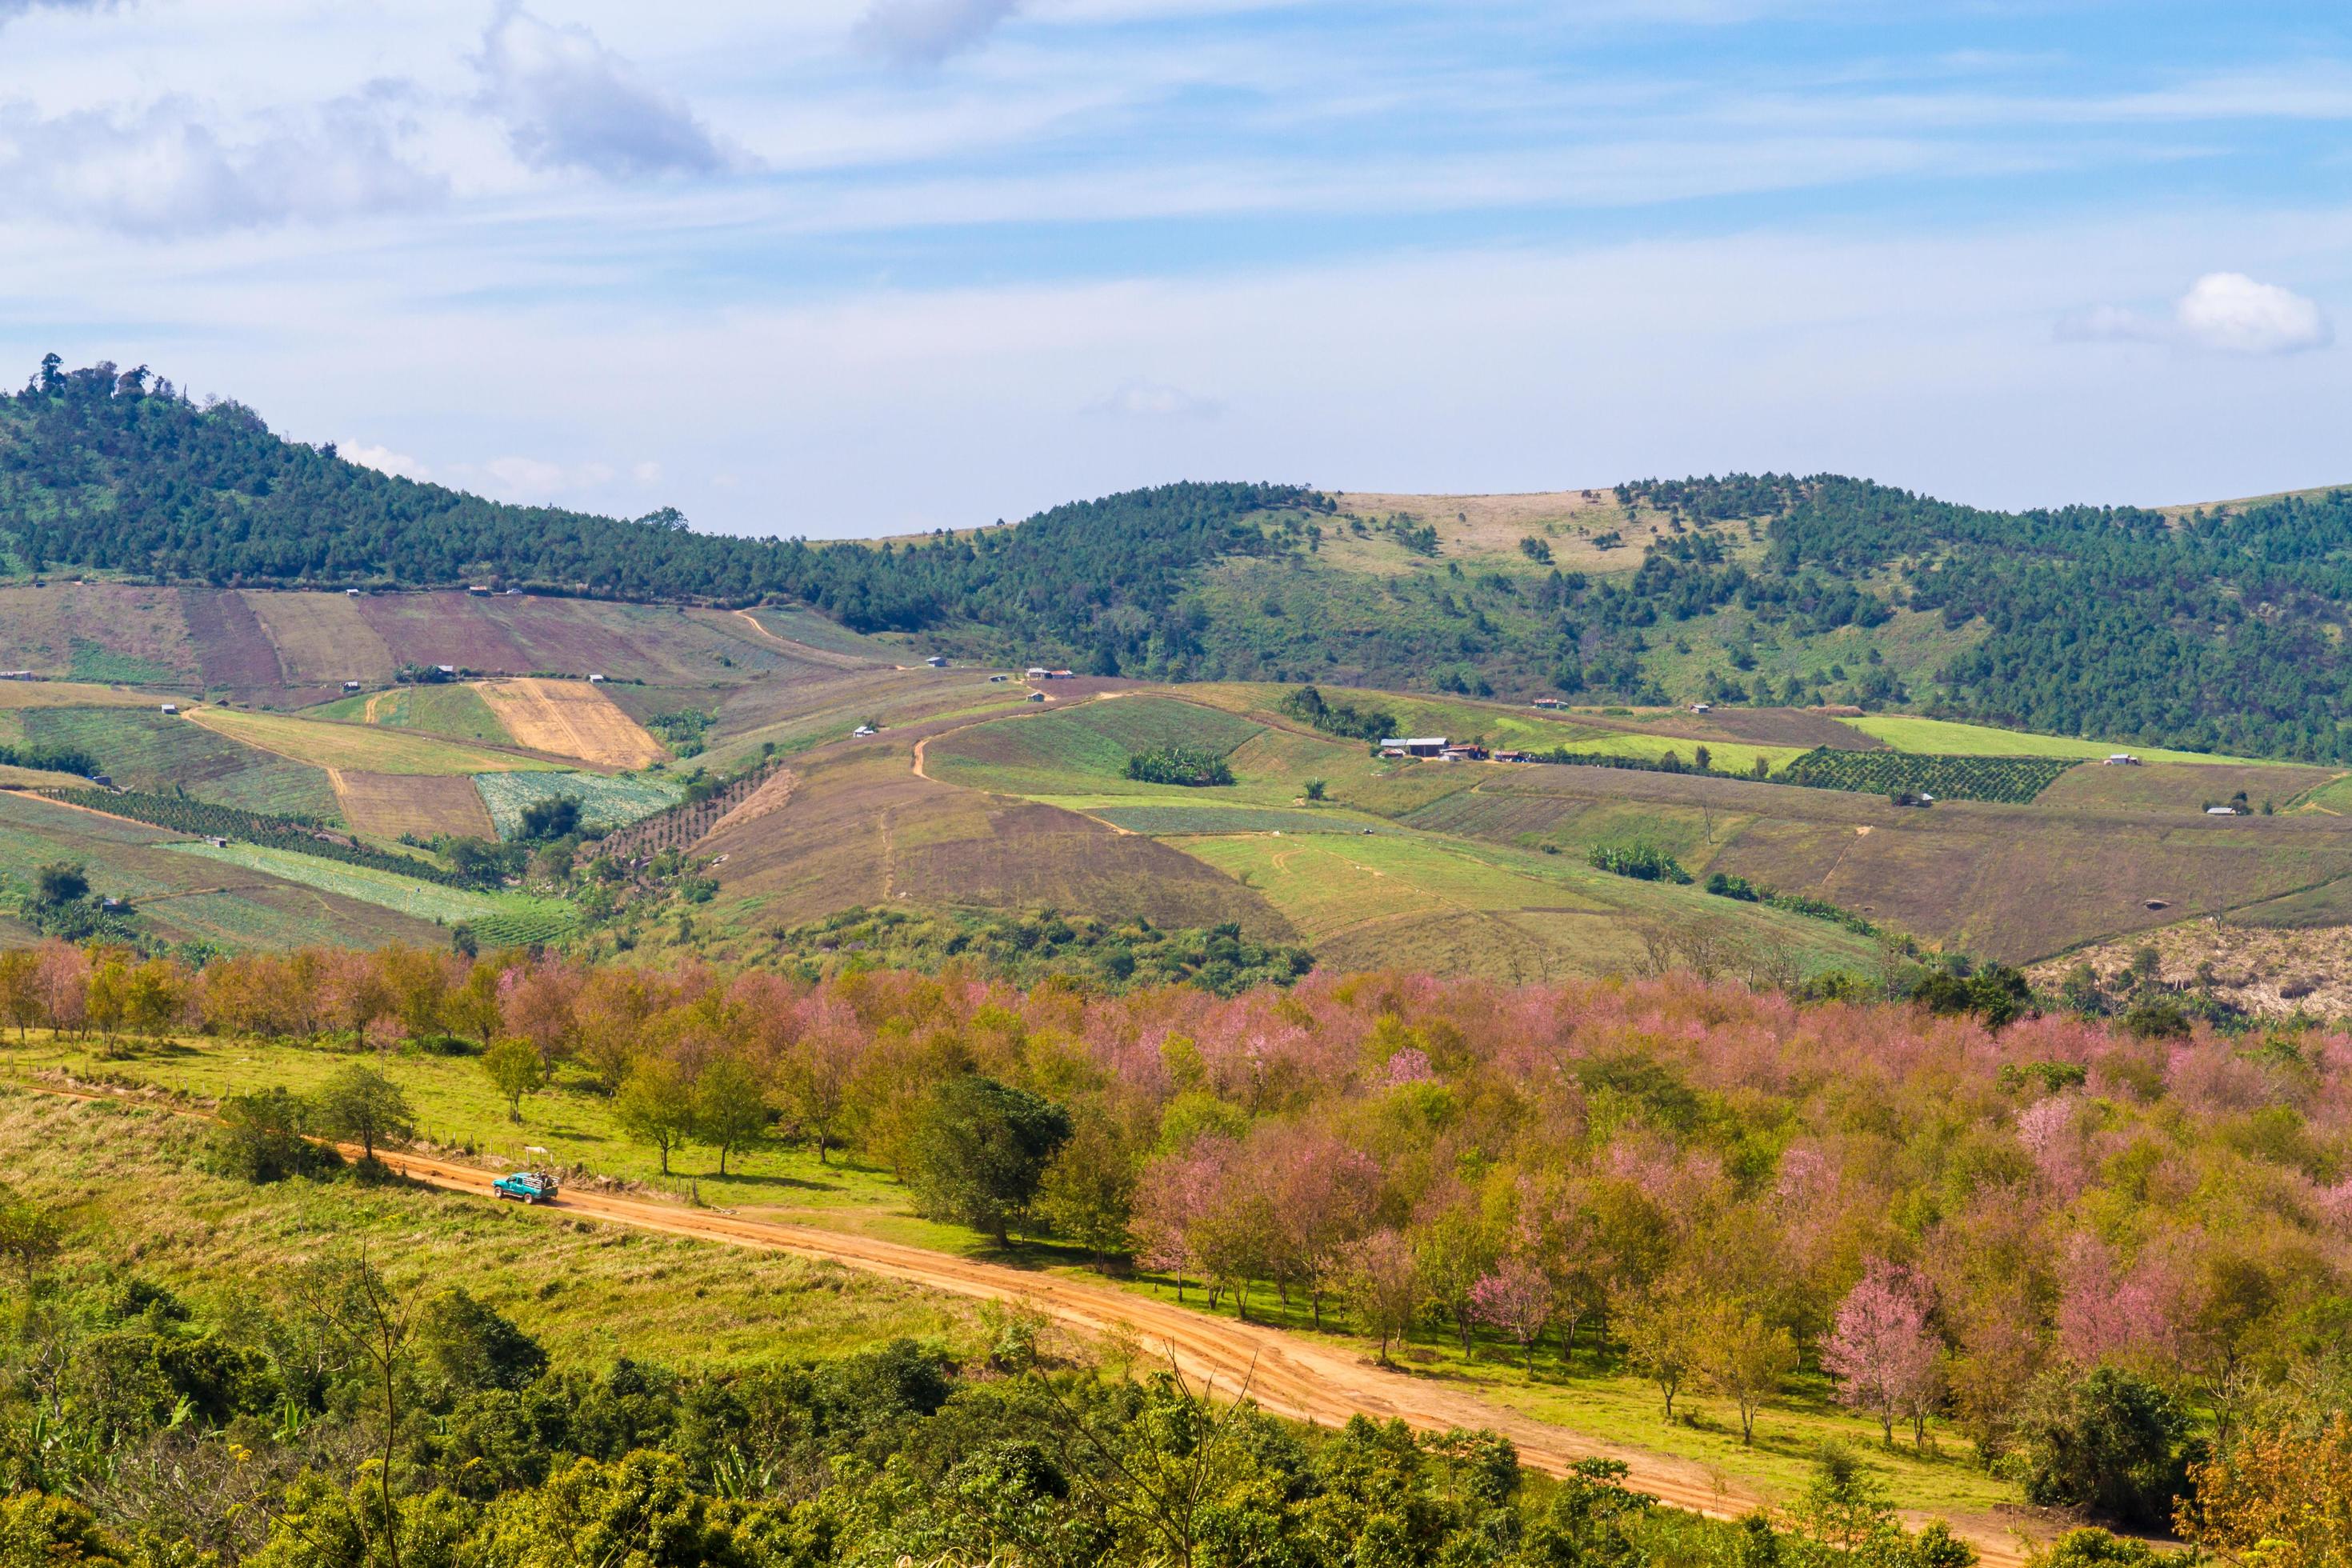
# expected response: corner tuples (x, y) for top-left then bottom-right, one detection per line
(1846, 714), (2280, 766)
(164, 841), (573, 928)
(6, 1042), (2015, 1521)
(312, 682), (513, 746)
(0, 791), (446, 950)
(7, 1089), (975, 1370)
(21, 705), (343, 819)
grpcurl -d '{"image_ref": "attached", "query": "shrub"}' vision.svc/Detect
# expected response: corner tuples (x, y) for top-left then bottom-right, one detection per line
(209, 1087), (343, 1183)
(2016, 1367), (2194, 1530)
(1588, 842), (1691, 883)
(1125, 745), (1234, 787)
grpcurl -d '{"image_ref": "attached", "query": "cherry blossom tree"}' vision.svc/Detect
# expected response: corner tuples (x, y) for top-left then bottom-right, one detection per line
(1822, 1259), (1942, 1447)
(1470, 1256), (1555, 1374)
(1337, 1228), (1422, 1363)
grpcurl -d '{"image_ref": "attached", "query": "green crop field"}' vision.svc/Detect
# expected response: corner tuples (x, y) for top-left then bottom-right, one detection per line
(189, 704), (560, 775)
(926, 695), (1265, 797)
(165, 841), (576, 931)
(1779, 748), (2082, 803)
(474, 768), (682, 839)
(313, 682), (511, 745)
(22, 705), (342, 819)
(1841, 713), (2277, 765)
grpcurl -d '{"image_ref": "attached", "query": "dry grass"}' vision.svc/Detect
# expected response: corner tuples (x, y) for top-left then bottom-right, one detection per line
(0, 680), (161, 709)
(0, 583), (197, 683)
(243, 591), (398, 685)
(1316, 489), (1666, 575)
(187, 705), (560, 775)
(2026, 917), (2352, 1021)
(478, 678), (666, 768)
(330, 768), (498, 840)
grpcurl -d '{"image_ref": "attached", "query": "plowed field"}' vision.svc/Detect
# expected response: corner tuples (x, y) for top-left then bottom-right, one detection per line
(477, 678), (664, 767)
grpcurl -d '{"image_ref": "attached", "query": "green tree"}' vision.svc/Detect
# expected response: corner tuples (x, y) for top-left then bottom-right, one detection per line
(1034, 1110), (1138, 1266)
(481, 1038), (546, 1122)
(1698, 1299), (1799, 1446)
(32, 862), (86, 906)
(615, 1058), (697, 1175)
(0, 1186), (61, 1292)
(692, 1054), (768, 1176)
(417, 1286), (547, 1392)
(905, 1076), (1072, 1245)
(2016, 1367), (2192, 1530)
(313, 1064), (417, 1162)
(210, 1087), (341, 1183)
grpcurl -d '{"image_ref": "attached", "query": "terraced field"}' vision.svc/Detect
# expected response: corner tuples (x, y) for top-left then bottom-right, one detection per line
(926, 694), (1266, 798)
(0, 790), (442, 949)
(242, 591), (398, 686)
(329, 770), (499, 841)
(187, 705), (560, 775)
(22, 706), (342, 818)
(1840, 713), (2274, 765)
(476, 678), (665, 768)
(166, 841), (575, 931)
(473, 769), (682, 839)
(0, 583), (197, 684)
(313, 682), (510, 744)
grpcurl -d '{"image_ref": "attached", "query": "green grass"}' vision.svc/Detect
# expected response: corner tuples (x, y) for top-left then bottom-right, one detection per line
(313, 683), (510, 745)
(70, 639), (182, 684)
(474, 769), (683, 839)
(3, 1090), (977, 1370)
(163, 841), (575, 930)
(1843, 714), (2275, 766)
(926, 696), (1268, 799)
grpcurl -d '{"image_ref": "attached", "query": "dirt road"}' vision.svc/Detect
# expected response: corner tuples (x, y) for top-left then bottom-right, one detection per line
(370, 1146), (2028, 1563)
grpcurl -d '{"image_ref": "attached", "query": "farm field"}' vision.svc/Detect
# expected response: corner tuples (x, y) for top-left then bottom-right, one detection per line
(473, 768), (682, 839)
(330, 768), (499, 840)
(241, 590), (398, 685)
(485, 598), (817, 684)
(2038, 761), (2339, 814)
(0, 582), (197, 684)
(0, 790), (444, 949)
(1779, 748), (2081, 803)
(178, 585), (288, 694)
(314, 682), (510, 744)
(0, 678), (166, 710)
(23, 705), (342, 818)
(186, 703), (562, 774)
(165, 840), (575, 931)
(740, 604), (906, 662)
(1840, 713), (2276, 765)
(476, 676), (666, 767)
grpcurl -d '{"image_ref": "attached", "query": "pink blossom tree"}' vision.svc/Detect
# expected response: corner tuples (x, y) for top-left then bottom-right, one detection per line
(1470, 1255), (1555, 1375)
(1822, 1259), (1942, 1447)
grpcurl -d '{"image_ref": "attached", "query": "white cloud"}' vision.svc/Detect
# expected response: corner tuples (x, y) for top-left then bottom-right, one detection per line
(2059, 272), (2330, 355)
(478, 3), (731, 178)
(2174, 271), (2331, 354)
(0, 86), (442, 234)
(854, 0), (1018, 66)
(633, 460), (662, 483)
(340, 441), (430, 480)
(1085, 378), (1222, 418)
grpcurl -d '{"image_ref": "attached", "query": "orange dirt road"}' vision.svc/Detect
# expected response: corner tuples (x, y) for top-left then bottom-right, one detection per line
(370, 1146), (2030, 1564)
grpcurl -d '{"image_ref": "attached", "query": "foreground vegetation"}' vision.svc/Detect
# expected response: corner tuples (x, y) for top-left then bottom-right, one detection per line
(3, 938), (2346, 1554)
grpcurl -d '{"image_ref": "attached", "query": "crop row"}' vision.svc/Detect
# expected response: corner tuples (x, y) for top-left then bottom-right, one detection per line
(1777, 748), (2079, 803)
(43, 788), (478, 887)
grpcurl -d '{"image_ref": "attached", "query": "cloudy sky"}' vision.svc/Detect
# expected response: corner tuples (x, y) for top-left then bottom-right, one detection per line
(3, 1), (2349, 538)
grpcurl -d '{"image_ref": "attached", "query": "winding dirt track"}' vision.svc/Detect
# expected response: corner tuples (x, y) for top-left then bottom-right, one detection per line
(29, 1081), (2024, 1562)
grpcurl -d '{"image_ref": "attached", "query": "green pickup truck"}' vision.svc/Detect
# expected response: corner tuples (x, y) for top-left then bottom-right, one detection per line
(492, 1171), (559, 1204)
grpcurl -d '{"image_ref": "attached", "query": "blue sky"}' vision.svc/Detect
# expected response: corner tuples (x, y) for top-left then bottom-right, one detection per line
(2, 0), (2350, 537)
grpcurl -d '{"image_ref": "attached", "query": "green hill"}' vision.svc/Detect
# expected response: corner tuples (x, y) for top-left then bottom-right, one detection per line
(14, 358), (2352, 766)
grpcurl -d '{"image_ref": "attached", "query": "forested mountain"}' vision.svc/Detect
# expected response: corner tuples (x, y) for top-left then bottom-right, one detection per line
(0, 357), (1308, 657)
(14, 358), (2352, 760)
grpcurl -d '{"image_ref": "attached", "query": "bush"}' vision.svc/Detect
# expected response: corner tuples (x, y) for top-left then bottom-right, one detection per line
(1125, 745), (1234, 787)
(1588, 843), (1691, 883)
(2016, 1368), (2194, 1530)
(209, 1087), (343, 1183)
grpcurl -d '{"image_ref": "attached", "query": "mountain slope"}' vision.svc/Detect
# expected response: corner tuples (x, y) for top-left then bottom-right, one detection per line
(14, 358), (2352, 761)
